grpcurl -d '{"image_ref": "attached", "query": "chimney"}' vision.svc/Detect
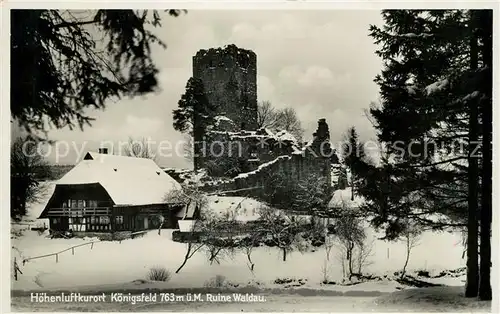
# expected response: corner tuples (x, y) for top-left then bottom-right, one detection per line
(98, 148), (108, 154)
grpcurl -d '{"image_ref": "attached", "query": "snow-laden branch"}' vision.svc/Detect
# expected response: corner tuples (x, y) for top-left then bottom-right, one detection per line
(424, 79), (449, 96)
(397, 33), (434, 39)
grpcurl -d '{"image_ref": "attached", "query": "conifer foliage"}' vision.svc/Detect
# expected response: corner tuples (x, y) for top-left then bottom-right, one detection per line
(11, 9), (185, 137)
(365, 10), (492, 300)
(173, 77), (217, 139)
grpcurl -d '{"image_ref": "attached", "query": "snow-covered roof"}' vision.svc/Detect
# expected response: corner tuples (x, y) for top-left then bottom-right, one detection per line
(56, 152), (182, 206)
(328, 188), (364, 208)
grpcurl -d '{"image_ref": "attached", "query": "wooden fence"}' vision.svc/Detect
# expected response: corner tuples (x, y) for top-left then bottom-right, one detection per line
(12, 229), (154, 281)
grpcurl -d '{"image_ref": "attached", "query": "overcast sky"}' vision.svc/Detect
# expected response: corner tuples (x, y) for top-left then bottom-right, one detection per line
(45, 10), (384, 168)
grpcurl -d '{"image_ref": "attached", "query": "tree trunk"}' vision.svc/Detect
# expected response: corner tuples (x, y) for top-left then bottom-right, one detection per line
(282, 247), (287, 262)
(465, 10), (479, 298)
(176, 243), (193, 274)
(478, 9), (492, 301)
(351, 176), (355, 201)
(401, 235), (411, 279)
(347, 243), (354, 277)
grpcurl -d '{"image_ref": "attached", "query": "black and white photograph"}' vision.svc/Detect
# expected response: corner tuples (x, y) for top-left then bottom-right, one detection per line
(6, 3), (497, 312)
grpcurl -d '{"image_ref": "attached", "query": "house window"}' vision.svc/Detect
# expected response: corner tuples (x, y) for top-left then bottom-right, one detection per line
(99, 216), (110, 225)
(71, 200), (77, 208)
(90, 216), (97, 224)
(62, 202), (67, 208)
(115, 216), (124, 224)
(78, 200), (84, 208)
(52, 217), (60, 224)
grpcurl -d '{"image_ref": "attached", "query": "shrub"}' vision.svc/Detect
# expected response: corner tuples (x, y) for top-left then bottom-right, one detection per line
(204, 274), (227, 288)
(147, 266), (172, 282)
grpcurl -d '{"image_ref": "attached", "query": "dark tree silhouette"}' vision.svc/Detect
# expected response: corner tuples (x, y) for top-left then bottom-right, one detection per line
(11, 136), (52, 218)
(11, 9), (185, 137)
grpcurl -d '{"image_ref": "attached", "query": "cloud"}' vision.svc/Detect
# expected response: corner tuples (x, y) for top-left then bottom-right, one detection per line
(123, 115), (164, 137)
(46, 10), (384, 169)
(256, 75), (276, 103)
(278, 65), (352, 89)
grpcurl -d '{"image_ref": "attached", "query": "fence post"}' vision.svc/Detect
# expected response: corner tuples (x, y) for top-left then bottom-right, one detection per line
(14, 257), (17, 281)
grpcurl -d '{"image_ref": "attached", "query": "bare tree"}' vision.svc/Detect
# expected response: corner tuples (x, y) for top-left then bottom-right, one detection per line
(123, 137), (156, 160)
(257, 100), (278, 130)
(165, 185), (241, 272)
(322, 233), (336, 282)
(330, 202), (366, 280)
(240, 227), (263, 275)
(275, 107), (304, 142)
(175, 230), (205, 274)
(11, 136), (52, 218)
(400, 222), (422, 279)
(257, 101), (304, 142)
(355, 238), (375, 275)
(258, 205), (311, 262)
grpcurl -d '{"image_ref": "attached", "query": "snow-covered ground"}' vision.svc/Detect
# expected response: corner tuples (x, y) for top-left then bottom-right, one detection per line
(11, 287), (491, 312)
(10, 181), (483, 312)
(12, 187), (466, 291)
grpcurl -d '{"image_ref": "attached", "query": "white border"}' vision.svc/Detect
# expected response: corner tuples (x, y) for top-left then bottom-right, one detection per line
(2, 2), (499, 314)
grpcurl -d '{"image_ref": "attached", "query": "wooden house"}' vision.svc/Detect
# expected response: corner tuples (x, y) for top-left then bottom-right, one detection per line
(39, 151), (185, 237)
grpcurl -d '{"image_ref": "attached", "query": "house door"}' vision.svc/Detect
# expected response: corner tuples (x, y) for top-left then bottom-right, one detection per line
(51, 217), (69, 231)
(61, 217), (69, 230)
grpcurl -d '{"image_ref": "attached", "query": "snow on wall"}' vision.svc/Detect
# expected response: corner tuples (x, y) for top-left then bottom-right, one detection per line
(234, 155), (292, 179)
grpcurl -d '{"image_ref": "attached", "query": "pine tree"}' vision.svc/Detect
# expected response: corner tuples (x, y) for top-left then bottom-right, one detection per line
(368, 10), (474, 228)
(477, 9), (493, 301)
(342, 127), (368, 201)
(465, 10), (479, 298)
(366, 10), (492, 298)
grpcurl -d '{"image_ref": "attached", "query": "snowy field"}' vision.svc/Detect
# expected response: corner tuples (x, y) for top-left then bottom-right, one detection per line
(11, 228), (467, 291)
(10, 182), (490, 312)
(11, 182), (466, 291)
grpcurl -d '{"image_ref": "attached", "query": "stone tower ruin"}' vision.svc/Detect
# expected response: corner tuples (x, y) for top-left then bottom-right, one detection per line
(192, 44), (258, 132)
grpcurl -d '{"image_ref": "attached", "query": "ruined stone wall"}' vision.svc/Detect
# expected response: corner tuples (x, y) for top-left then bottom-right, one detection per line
(193, 45), (258, 132)
(199, 130), (297, 177)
